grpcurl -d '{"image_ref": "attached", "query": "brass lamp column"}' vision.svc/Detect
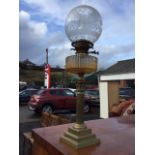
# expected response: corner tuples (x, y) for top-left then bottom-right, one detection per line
(60, 5), (102, 149)
(75, 73), (85, 128)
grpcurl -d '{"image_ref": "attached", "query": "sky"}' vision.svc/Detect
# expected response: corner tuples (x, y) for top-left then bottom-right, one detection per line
(19, 0), (135, 69)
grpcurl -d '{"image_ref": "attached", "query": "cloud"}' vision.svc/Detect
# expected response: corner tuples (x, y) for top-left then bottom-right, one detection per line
(19, 10), (48, 61)
(19, 10), (70, 67)
(20, 10), (47, 37)
(22, 0), (79, 25)
(22, 0), (134, 29)
(98, 44), (135, 69)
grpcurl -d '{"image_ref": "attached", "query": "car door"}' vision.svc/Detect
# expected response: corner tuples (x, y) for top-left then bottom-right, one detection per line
(49, 89), (67, 109)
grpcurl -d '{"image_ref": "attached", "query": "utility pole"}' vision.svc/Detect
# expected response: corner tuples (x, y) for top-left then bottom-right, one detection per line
(44, 48), (51, 88)
(46, 48), (48, 64)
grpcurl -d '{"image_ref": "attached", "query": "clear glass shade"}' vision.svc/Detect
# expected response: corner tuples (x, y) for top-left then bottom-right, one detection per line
(65, 5), (102, 43)
(66, 54), (97, 74)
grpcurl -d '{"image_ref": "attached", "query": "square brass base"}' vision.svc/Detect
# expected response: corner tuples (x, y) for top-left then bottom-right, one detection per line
(60, 125), (100, 149)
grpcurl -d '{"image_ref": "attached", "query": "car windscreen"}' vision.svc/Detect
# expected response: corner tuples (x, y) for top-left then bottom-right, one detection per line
(20, 90), (30, 95)
(85, 90), (99, 96)
(31, 90), (38, 95)
(36, 89), (46, 95)
(64, 89), (75, 96)
(120, 89), (134, 95)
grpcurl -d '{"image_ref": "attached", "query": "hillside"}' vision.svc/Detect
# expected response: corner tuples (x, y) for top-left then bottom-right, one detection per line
(19, 60), (99, 88)
(20, 68), (78, 87)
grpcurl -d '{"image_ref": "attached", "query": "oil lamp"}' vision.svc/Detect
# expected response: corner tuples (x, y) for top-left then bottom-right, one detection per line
(60, 5), (102, 149)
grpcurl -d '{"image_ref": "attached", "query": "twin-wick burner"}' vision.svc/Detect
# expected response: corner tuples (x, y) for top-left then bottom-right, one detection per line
(70, 43), (99, 55)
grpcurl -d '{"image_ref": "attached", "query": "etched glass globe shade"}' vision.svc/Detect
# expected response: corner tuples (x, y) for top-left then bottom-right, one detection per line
(65, 5), (102, 43)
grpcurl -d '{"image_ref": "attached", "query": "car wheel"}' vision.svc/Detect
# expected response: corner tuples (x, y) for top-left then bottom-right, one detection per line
(83, 104), (90, 113)
(42, 104), (54, 114)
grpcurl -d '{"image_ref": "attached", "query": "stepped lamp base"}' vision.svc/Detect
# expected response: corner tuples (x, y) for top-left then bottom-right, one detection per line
(60, 123), (100, 149)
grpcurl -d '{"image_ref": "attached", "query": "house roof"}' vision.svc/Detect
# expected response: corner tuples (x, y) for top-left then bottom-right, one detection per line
(100, 58), (135, 75)
(21, 59), (36, 66)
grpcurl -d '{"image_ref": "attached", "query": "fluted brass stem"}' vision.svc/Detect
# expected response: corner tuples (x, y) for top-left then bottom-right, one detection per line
(74, 74), (86, 129)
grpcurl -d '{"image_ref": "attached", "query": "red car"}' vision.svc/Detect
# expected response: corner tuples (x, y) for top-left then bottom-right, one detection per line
(28, 88), (90, 114)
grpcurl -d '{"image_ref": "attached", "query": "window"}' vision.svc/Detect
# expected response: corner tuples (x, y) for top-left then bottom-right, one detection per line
(50, 90), (56, 95)
(56, 90), (64, 96)
(50, 90), (64, 96)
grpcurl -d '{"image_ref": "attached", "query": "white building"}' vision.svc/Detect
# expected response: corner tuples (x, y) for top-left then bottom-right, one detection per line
(99, 59), (135, 118)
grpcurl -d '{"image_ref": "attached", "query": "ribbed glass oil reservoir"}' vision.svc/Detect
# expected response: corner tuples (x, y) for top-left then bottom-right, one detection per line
(66, 53), (97, 74)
